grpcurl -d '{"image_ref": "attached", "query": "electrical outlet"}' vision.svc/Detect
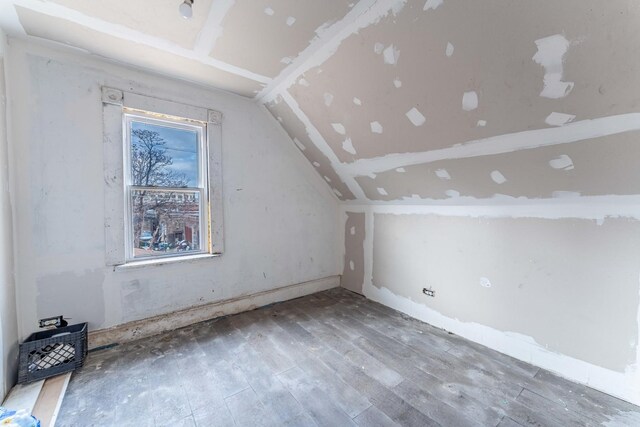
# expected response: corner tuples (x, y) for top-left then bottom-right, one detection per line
(39, 315), (67, 328)
(423, 288), (435, 297)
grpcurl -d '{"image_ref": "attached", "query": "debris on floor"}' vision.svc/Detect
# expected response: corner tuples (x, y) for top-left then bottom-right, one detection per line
(0, 407), (40, 427)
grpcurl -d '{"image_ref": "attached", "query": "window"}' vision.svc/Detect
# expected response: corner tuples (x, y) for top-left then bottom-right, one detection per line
(124, 111), (208, 261)
(102, 87), (224, 267)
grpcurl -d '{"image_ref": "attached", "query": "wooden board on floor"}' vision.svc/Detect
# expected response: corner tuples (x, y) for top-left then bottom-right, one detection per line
(32, 373), (71, 427)
(1, 379), (44, 413)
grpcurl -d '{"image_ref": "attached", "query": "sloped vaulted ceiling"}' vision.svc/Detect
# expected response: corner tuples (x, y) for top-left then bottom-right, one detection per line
(2, 0), (639, 202)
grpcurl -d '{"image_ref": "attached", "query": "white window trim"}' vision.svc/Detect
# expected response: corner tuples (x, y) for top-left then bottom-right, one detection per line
(102, 87), (224, 268)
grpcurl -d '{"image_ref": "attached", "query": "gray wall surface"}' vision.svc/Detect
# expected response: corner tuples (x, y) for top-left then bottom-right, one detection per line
(0, 29), (18, 401)
(5, 40), (342, 343)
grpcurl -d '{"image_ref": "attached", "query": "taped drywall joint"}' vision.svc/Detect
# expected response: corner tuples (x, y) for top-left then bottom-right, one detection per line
(208, 109), (224, 125)
(101, 87), (123, 106)
(257, 0), (407, 102)
(278, 89), (367, 200)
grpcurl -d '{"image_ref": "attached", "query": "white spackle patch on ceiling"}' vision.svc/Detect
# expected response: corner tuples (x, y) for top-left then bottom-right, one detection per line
(281, 57), (293, 64)
(477, 120), (487, 127)
(424, 0), (444, 11)
(545, 112), (576, 127)
(377, 187), (388, 196)
(298, 77), (310, 87)
(549, 154), (575, 170)
(532, 34), (575, 99)
(333, 188), (343, 197)
(435, 168), (451, 180)
(552, 190), (581, 198)
(264, 7), (275, 16)
(370, 121), (384, 134)
(324, 176), (332, 182)
(406, 107), (426, 126)
(324, 92), (334, 107)
(446, 42), (454, 57)
(383, 44), (400, 65)
(332, 123), (346, 135)
(396, 167), (406, 173)
(490, 170), (507, 184)
(293, 137), (306, 151)
(393, 78), (402, 88)
(445, 189), (460, 198)
(286, 16), (296, 26)
(353, 97), (362, 106)
(350, 260), (355, 270)
(479, 277), (492, 288)
(342, 137), (357, 155)
(313, 161), (320, 167)
(350, 226), (356, 235)
(374, 42), (385, 54)
(462, 91), (478, 111)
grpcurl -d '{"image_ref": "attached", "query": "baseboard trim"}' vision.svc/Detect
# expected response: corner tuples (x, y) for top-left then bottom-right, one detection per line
(89, 275), (340, 349)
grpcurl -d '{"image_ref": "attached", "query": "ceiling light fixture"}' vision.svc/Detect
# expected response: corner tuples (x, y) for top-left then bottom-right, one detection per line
(179, 0), (194, 19)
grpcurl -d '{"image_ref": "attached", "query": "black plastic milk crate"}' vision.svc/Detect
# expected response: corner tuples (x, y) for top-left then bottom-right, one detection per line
(18, 323), (88, 384)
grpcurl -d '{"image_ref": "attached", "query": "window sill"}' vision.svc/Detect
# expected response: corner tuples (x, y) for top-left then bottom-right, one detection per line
(114, 253), (220, 271)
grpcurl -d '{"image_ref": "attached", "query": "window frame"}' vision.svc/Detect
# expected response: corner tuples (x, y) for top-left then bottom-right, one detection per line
(122, 110), (210, 262)
(102, 87), (224, 268)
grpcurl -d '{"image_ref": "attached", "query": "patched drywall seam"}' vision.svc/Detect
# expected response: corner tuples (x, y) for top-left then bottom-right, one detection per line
(263, 94), (355, 200)
(258, 0), (407, 101)
(344, 113), (640, 180)
(341, 211), (365, 294)
(277, 90), (366, 199)
(352, 131), (640, 202)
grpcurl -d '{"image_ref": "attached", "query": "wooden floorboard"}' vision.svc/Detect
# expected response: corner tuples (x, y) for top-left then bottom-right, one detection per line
(56, 288), (640, 427)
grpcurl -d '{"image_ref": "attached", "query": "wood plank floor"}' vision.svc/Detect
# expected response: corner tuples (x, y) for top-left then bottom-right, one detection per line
(57, 288), (640, 426)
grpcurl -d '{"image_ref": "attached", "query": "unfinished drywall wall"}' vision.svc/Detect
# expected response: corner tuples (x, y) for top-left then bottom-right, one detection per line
(287, 0), (640, 163)
(354, 131), (640, 202)
(0, 29), (18, 400)
(342, 206), (640, 405)
(341, 212), (364, 294)
(373, 214), (639, 373)
(265, 94), (354, 200)
(5, 39), (341, 342)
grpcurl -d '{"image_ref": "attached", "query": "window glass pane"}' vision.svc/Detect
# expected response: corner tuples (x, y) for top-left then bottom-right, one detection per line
(131, 189), (201, 258)
(130, 121), (199, 188)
